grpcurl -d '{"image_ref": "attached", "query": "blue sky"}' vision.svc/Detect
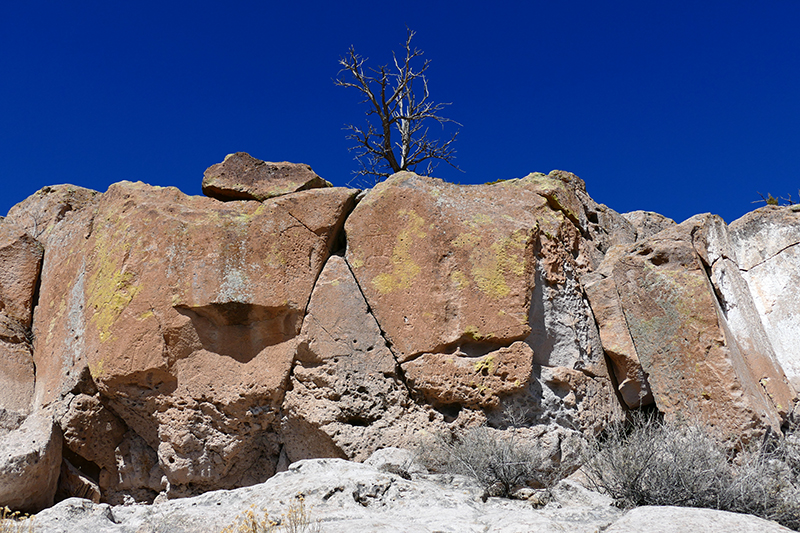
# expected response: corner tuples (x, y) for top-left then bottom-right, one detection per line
(2, 1), (799, 224)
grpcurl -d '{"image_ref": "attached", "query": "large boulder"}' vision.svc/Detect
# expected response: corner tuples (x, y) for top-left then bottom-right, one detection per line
(0, 410), (62, 513)
(586, 214), (794, 437)
(202, 152), (332, 201)
(345, 171), (623, 434)
(5, 184), (100, 245)
(32, 181), (356, 501)
(728, 205), (800, 390)
(282, 255), (430, 463)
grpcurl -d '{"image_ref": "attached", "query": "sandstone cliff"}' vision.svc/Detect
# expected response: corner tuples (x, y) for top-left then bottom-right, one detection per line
(1, 152), (797, 512)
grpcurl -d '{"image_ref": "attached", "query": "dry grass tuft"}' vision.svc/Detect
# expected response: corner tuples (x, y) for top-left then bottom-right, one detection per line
(0, 508), (34, 533)
(219, 494), (321, 533)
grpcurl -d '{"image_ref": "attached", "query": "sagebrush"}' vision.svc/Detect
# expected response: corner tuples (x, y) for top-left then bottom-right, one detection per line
(583, 413), (800, 530)
(417, 425), (560, 497)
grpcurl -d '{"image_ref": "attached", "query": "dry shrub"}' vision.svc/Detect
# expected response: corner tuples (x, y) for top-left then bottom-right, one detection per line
(417, 425), (557, 497)
(219, 495), (321, 533)
(583, 413), (800, 530)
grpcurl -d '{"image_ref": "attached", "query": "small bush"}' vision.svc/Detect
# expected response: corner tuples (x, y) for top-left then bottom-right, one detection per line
(417, 425), (555, 498)
(583, 413), (800, 530)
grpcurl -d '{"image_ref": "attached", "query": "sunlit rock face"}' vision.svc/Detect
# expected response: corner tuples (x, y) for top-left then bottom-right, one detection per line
(0, 154), (797, 511)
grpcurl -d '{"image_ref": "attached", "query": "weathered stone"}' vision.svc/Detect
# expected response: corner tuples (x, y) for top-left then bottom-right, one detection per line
(729, 205), (800, 390)
(0, 411), (62, 513)
(5, 184), (99, 244)
(283, 255), (428, 462)
(403, 341), (534, 409)
(202, 152), (332, 201)
(604, 505), (794, 533)
(0, 219), (43, 327)
(0, 337), (35, 429)
(605, 217), (791, 437)
(345, 171), (604, 366)
(59, 393), (127, 471)
(99, 430), (165, 505)
(622, 210), (677, 241)
(30, 457), (624, 533)
(584, 276), (653, 408)
(31, 181), (356, 501)
(345, 171), (618, 436)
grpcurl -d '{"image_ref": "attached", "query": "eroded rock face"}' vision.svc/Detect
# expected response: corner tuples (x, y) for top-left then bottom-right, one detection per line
(32, 181), (356, 502)
(5, 184), (100, 245)
(3, 163), (800, 512)
(622, 210), (677, 241)
(0, 411), (62, 513)
(728, 205), (800, 390)
(346, 171), (623, 435)
(588, 214), (794, 437)
(202, 152), (332, 201)
(283, 255), (429, 463)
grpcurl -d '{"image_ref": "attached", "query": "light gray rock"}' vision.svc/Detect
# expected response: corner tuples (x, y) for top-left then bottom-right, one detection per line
(729, 206), (800, 390)
(29, 457), (624, 533)
(603, 505), (793, 533)
(0, 410), (62, 512)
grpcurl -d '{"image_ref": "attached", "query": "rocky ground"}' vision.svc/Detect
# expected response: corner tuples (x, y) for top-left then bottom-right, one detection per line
(27, 451), (793, 533)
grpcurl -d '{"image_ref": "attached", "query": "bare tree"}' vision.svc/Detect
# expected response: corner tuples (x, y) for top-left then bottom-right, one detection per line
(335, 29), (460, 184)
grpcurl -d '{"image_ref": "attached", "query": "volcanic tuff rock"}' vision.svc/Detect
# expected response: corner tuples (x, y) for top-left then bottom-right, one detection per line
(0, 153), (798, 514)
(202, 152), (332, 201)
(27, 455), (793, 533)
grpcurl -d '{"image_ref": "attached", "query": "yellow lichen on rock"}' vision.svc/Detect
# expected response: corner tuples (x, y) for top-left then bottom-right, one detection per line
(372, 209), (427, 294)
(470, 229), (529, 299)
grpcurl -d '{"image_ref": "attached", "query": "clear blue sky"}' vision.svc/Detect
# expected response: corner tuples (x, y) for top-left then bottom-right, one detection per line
(2, 1), (799, 224)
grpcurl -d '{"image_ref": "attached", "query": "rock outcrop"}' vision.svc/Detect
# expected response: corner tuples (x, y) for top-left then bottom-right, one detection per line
(202, 152), (332, 201)
(0, 152), (798, 513)
(27, 455), (793, 533)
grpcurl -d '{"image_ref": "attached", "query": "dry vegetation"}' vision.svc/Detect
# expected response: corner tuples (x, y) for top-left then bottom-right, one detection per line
(583, 413), (800, 530)
(0, 508), (34, 533)
(219, 495), (321, 533)
(417, 425), (564, 498)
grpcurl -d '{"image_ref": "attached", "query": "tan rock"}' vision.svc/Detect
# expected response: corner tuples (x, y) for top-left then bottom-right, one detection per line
(283, 255), (428, 462)
(0, 219), (44, 327)
(345, 171), (601, 364)
(622, 210), (677, 241)
(5, 184), (100, 244)
(59, 393), (127, 470)
(0, 338), (35, 429)
(31, 181), (356, 500)
(584, 276), (653, 408)
(202, 152), (332, 201)
(345, 171), (618, 436)
(606, 218), (791, 437)
(0, 410), (62, 513)
(403, 341), (534, 409)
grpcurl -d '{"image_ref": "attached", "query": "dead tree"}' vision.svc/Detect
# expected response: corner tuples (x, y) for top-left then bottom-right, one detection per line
(335, 29), (460, 184)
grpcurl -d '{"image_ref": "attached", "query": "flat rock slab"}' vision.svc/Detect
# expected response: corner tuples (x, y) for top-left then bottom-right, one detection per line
(604, 505), (793, 533)
(30, 457), (623, 533)
(202, 152), (332, 201)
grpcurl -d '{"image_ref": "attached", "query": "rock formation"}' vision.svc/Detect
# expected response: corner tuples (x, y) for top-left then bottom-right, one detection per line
(0, 152), (797, 513)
